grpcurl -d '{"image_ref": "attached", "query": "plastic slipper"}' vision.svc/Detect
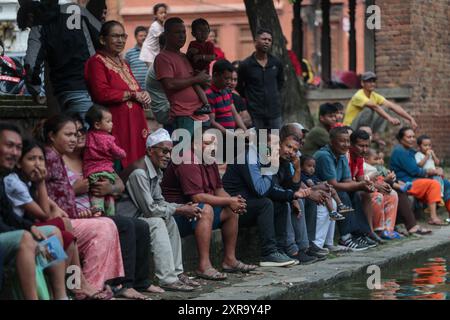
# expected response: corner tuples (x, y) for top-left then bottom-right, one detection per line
(196, 267), (227, 281)
(428, 219), (449, 226)
(415, 227), (432, 235)
(222, 260), (258, 273)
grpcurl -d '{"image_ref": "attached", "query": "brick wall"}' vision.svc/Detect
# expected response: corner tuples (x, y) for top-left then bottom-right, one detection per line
(376, 0), (450, 161)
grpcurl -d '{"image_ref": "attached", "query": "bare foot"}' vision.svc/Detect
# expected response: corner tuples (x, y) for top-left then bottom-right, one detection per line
(145, 285), (165, 293)
(116, 288), (152, 300)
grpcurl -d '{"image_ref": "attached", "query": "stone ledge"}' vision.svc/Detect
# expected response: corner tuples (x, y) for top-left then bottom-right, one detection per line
(306, 87), (412, 101)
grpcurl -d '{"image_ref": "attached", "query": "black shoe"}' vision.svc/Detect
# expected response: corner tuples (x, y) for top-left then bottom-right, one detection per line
(194, 104), (212, 115)
(337, 203), (355, 214)
(368, 231), (386, 244)
(338, 237), (369, 251)
(291, 251), (318, 265)
(356, 235), (377, 248)
(307, 243), (329, 258)
(329, 211), (345, 221)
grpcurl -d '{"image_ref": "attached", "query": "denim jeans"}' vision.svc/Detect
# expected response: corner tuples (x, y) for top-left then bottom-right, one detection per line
(284, 199), (310, 255)
(56, 90), (93, 123)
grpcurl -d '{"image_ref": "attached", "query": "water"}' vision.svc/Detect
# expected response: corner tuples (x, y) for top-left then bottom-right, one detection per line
(291, 249), (450, 300)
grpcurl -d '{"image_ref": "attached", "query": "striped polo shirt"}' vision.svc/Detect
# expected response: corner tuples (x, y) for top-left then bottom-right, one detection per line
(206, 84), (236, 129)
(124, 45), (149, 89)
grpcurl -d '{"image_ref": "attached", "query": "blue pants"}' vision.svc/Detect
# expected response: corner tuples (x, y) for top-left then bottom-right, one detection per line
(284, 199), (309, 255)
(56, 90), (93, 124)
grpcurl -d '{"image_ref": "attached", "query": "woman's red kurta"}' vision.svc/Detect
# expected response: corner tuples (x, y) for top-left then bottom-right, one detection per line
(84, 52), (148, 168)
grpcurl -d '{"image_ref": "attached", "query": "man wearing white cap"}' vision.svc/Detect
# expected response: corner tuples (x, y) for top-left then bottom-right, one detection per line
(118, 128), (203, 292)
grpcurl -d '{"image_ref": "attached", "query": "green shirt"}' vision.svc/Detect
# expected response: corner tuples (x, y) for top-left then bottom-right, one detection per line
(302, 122), (330, 156)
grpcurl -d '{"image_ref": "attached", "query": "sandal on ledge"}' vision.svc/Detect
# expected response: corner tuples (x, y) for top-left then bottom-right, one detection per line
(196, 267), (227, 281)
(428, 219), (449, 226)
(222, 260), (258, 273)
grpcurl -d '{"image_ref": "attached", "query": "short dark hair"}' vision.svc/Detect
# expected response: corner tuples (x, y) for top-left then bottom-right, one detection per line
(212, 59), (234, 75)
(41, 114), (76, 145)
(417, 134), (431, 146)
(20, 138), (45, 162)
(85, 105), (111, 129)
(0, 122), (22, 138)
(164, 17), (184, 33)
(300, 155), (315, 166)
(319, 103), (338, 117)
(350, 129), (370, 144)
(153, 3), (168, 15)
(158, 32), (166, 48)
(329, 126), (350, 141)
(333, 102), (344, 111)
(256, 28), (272, 37)
(134, 26), (147, 37)
(191, 18), (209, 32)
(280, 124), (302, 142)
(396, 126), (413, 141)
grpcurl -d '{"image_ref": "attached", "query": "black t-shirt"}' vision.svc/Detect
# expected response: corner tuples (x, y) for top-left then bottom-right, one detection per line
(232, 92), (247, 113)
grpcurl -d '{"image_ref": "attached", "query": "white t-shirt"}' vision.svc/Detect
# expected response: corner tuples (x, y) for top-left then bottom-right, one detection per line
(139, 20), (164, 65)
(4, 173), (34, 218)
(415, 151), (436, 170)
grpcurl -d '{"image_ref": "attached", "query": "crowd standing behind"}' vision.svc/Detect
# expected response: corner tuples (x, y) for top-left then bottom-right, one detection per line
(2, 2), (447, 300)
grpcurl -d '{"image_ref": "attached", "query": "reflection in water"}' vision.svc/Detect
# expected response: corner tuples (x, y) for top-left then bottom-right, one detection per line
(296, 255), (449, 300)
(369, 258), (448, 300)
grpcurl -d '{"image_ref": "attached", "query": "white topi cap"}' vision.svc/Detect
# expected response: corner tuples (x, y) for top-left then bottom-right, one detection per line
(146, 128), (172, 148)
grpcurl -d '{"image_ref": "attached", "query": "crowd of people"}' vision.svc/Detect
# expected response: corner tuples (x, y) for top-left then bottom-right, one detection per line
(1, 1), (449, 300)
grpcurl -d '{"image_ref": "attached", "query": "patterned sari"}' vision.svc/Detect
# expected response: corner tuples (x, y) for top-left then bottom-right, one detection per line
(45, 146), (124, 291)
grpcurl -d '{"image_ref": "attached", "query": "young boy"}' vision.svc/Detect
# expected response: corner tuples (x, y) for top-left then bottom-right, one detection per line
(187, 18), (216, 115)
(415, 135), (445, 198)
(300, 155), (354, 220)
(334, 102), (344, 123)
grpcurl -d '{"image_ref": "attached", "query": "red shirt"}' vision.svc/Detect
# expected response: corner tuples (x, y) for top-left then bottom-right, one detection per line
(161, 153), (223, 204)
(187, 40), (215, 73)
(349, 147), (365, 180)
(154, 49), (207, 121)
(287, 50), (302, 76)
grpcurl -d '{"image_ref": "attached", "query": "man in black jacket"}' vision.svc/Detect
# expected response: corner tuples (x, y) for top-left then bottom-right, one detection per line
(237, 28), (284, 130)
(223, 136), (301, 267)
(0, 122), (68, 299)
(20, 1), (104, 121)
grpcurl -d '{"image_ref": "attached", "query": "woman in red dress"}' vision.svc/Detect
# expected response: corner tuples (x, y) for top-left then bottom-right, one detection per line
(85, 20), (152, 169)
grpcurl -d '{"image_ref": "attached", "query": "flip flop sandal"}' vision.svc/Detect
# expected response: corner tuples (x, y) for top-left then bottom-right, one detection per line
(196, 267), (227, 281)
(222, 260), (258, 273)
(428, 219), (449, 226)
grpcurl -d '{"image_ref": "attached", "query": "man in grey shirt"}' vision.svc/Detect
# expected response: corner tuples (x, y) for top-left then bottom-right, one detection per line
(117, 128), (202, 292)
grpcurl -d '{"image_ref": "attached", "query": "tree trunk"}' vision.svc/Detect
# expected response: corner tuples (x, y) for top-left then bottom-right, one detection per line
(243, 0), (313, 128)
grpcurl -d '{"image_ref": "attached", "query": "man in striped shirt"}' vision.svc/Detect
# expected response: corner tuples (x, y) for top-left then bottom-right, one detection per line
(125, 26), (149, 89)
(206, 60), (247, 134)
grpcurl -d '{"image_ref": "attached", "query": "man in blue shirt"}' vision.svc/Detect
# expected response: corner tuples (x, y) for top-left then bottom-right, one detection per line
(314, 126), (376, 251)
(125, 26), (150, 89)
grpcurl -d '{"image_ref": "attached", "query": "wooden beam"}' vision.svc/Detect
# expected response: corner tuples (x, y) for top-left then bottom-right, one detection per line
(349, 0), (357, 71)
(364, 0), (376, 72)
(292, 0), (303, 61)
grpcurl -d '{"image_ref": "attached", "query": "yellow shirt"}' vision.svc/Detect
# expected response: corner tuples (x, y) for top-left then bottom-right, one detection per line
(343, 89), (386, 125)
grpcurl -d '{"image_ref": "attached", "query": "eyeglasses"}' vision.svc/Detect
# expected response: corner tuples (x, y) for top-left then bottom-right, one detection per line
(109, 33), (128, 40)
(152, 146), (171, 155)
